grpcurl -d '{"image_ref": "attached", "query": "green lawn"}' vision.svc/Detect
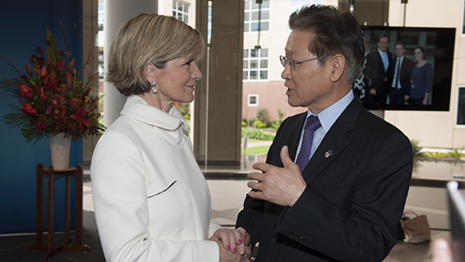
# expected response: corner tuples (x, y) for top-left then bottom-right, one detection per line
(241, 145), (271, 155)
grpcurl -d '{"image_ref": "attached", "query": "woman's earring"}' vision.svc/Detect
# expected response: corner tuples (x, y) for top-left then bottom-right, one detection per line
(151, 81), (157, 94)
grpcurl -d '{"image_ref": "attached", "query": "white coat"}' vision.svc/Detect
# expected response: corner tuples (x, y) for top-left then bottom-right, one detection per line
(91, 95), (221, 262)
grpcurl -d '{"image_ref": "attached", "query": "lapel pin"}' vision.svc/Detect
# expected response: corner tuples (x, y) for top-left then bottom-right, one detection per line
(325, 150), (333, 158)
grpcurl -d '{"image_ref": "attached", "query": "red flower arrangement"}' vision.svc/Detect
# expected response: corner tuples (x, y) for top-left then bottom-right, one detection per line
(0, 24), (104, 140)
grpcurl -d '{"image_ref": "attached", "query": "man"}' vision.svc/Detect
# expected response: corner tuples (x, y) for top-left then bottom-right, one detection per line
(365, 35), (393, 105)
(389, 42), (414, 105)
(236, 5), (412, 262)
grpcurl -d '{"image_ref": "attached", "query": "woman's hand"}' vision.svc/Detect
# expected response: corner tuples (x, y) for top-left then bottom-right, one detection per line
(210, 227), (251, 258)
(217, 240), (250, 262)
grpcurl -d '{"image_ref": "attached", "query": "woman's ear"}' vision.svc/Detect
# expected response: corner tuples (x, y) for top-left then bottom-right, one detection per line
(329, 55), (345, 82)
(144, 62), (157, 83)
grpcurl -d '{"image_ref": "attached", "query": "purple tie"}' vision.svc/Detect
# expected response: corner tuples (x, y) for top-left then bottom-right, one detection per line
(296, 115), (321, 173)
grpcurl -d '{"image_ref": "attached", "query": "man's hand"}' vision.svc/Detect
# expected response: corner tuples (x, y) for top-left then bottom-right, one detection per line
(247, 145), (307, 207)
(369, 88), (377, 96)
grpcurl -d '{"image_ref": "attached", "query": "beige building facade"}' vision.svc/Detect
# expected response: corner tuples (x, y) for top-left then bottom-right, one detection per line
(242, 0), (465, 150)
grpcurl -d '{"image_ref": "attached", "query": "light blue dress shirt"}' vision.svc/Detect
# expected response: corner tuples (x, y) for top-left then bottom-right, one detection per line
(294, 90), (354, 162)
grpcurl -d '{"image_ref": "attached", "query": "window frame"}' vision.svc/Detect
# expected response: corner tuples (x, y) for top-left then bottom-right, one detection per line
(243, 47), (269, 81)
(244, 0), (270, 33)
(248, 94), (259, 107)
(456, 86), (465, 127)
(173, 0), (189, 24)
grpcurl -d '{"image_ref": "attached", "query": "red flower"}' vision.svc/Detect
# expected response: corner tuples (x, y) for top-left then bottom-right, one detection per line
(44, 70), (59, 91)
(25, 64), (32, 77)
(38, 67), (48, 78)
(70, 107), (92, 129)
(22, 104), (37, 114)
(19, 85), (33, 98)
(34, 119), (47, 131)
(69, 98), (81, 110)
(36, 87), (47, 100)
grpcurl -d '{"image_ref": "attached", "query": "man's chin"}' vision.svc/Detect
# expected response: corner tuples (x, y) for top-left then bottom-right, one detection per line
(287, 98), (301, 108)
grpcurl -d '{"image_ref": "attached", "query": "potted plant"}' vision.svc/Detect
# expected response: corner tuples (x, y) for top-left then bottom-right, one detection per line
(0, 24), (104, 169)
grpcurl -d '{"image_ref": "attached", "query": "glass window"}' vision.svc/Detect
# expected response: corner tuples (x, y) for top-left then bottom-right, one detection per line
(458, 88), (465, 125)
(244, 0), (270, 32)
(173, 0), (189, 24)
(98, 1), (104, 31)
(98, 50), (104, 79)
(243, 48), (269, 80)
(463, 2), (465, 34)
(248, 95), (259, 106)
(290, 0), (321, 14)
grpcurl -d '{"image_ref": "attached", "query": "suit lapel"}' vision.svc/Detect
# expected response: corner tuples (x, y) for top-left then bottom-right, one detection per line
(302, 99), (362, 184)
(287, 113), (307, 162)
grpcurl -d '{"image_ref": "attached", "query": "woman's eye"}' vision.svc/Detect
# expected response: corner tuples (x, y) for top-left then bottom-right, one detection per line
(184, 60), (193, 66)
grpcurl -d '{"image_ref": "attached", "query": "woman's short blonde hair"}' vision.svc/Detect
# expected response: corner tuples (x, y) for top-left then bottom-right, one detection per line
(106, 13), (205, 96)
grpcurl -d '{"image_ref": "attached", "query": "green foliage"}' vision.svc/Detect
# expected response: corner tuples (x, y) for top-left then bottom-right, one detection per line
(253, 120), (266, 128)
(265, 121), (273, 128)
(256, 108), (268, 123)
(411, 140), (424, 158)
(242, 128), (275, 141)
(277, 108), (284, 123)
(242, 120), (247, 127)
(448, 147), (465, 159)
(274, 124), (280, 130)
(424, 151), (448, 158)
(248, 118), (255, 126)
(98, 93), (104, 113)
(179, 103), (190, 116)
(183, 114), (190, 120)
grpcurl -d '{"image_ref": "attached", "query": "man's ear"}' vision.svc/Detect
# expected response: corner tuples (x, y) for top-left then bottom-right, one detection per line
(329, 55), (345, 82)
(144, 62), (157, 83)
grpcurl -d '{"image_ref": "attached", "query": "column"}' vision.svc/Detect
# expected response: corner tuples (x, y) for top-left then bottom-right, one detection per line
(103, 0), (158, 127)
(194, 0), (244, 166)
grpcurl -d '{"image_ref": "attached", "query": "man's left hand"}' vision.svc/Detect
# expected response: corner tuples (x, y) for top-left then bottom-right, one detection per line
(247, 145), (307, 207)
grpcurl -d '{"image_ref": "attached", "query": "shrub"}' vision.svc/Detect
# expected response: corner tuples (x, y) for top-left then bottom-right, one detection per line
(242, 120), (247, 127)
(242, 128), (275, 141)
(448, 147), (464, 159)
(411, 140), (424, 158)
(248, 118), (255, 126)
(257, 108), (268, 123)
(424, 151), (447, 158)
(183, 114), (190, 120)
(265, 121), (273, 128)
(253, 120), (266, 129)
(277, 108), (284, 123)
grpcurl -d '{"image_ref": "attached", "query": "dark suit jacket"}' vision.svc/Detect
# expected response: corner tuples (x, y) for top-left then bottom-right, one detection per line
(236, 98), (412, 262)
(365, 49), (393, 93)
(390, 56), (414, 96)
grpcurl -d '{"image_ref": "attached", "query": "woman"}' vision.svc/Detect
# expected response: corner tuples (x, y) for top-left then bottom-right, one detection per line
(91, 14), (250, 262)
(410, 46), (433, 105)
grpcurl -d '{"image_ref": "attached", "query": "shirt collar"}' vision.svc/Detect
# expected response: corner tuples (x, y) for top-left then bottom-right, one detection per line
(307, 90), (354, 133)
(120, 95), (188, 132)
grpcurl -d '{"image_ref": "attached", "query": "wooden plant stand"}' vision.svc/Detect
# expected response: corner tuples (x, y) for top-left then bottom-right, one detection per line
(28, 163), (90, 259)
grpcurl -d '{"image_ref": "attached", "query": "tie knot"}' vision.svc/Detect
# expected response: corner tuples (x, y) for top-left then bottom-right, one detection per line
(305, 115), (321, 132)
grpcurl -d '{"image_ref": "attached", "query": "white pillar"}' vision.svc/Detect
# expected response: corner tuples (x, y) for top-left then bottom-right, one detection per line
(104, 0), (158, 127)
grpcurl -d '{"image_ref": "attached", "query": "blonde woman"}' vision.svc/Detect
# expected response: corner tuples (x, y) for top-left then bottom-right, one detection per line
(91, 14), (250, 262)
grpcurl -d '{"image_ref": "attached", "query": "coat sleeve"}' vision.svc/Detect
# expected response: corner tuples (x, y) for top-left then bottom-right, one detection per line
(91, 131), (219, 262)
(236, 120), (285, 246)
(276, 131), (412, 261)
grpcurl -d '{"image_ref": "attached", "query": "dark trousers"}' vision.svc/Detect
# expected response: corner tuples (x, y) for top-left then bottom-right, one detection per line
(389, 88), (406, 105)
(366, 81), (389, 105)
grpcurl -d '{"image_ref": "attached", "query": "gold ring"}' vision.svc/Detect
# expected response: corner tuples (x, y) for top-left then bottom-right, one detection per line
(256, 181), (260, 191)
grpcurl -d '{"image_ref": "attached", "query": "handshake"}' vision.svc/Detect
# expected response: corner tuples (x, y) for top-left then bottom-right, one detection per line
(210, 227), (252, 262)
